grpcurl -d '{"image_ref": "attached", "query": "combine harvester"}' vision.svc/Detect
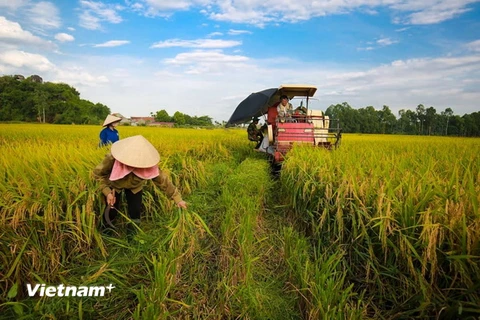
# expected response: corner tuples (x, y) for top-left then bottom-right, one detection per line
(227, 84), (342, 171)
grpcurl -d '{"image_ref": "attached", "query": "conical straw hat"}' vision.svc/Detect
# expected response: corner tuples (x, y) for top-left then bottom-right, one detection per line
(111, 135), (160, 168)
(103, 114), (122, 127)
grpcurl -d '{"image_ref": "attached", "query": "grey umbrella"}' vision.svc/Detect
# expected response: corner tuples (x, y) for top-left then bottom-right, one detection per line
(226, 88), (278, 126)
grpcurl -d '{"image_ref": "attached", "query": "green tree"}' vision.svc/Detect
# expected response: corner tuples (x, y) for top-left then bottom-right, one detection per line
(416, 104), (426, 135)
(187, 115), (213, 126)
(462, 112), (480, 137)
(441, 108), (454, 135)
(398, 109), (408, 133)
(356, 106), (380, 133)
(153, 109), (172, 122)
(33, 88), (48, 123)
(184, 114), (192, 125)
(173, 111), (186, 125)
(325, 102), (359, 133)
(379, 105), (396, 134)
(0, 75), (110, 124)
(397, 109), (417, 134)
(425, 106), (437, 135)
(196, 115), (213, 126)
(448, 115), (464, 136)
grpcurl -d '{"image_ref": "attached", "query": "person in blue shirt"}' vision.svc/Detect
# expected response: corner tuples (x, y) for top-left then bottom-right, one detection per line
(99, 115), (122, 147)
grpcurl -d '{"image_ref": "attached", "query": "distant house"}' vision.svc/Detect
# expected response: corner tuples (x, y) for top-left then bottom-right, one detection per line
(130, 116), (155, 126)
(128, 116), (175, 127)
(149, 121), (175, 127)
(114, 115), (175, 127)
(112, 113), (130, 125)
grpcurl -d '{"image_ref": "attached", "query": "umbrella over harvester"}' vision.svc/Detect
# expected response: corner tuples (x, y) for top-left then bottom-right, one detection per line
(226, 88), (277, 126)
(226, 84), (342, 170)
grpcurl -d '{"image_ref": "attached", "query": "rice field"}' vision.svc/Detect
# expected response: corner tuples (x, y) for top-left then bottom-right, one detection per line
(0, 124), (479, 319)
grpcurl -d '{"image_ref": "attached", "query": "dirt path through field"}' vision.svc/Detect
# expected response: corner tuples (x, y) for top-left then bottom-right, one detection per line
(176, 157), (302, 318)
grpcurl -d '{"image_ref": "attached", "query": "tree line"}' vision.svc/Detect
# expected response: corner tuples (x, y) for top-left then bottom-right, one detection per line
(325, 102), (480, 137)
(0, 74), (214, 127)
(2, 73), (477, 134)
(0, 75), (110, 124)
(151, 109), (213, 127)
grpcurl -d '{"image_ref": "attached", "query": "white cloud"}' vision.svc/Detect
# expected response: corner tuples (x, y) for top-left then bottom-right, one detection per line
(54, 66), (109, 87)
(152, 52), (479, 118)
(143, 0), (194, 10)
(406, 7), (470, 24)
(356, 37), (397, 51)
(207, 32), (223, 37)
(78, 11), (101, 30)
(26, 1), (61, 29)
(0, 50), (55, 72)
(67, 27), (76, 31)
(160, 50), (249, 75)
(391, 0), (477, 24)
(228, 29), (252, 35)
(466, 39), (480, 52)
(0, 49), (110, 89)
(130, 2), (144, 11)
(39, 51), (475, 121)
(79, 0), (123, 30)
(151, 38), (241, 49)
(207, 8), (273, 26)
(357, 37), (398, 51)
(164, 50), (248, 65)
(55, 33), (74, 42)
(132, 0), (479, 25)
(357, 46), (374, 51)
(0, 0), (28, 11)
(133, 0), (210, 16)
(1, 24), (479, 121)
(377, 37), (398, 46)
(0, 16), (55, 49)
(312, 55), (480, 113)
(329, 57), (480, 87)
(94, 40), (130, 47)
(362, 8), (378, 15)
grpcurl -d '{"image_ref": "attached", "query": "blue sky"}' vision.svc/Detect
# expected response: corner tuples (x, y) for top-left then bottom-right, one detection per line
(0, 0), (479, 122)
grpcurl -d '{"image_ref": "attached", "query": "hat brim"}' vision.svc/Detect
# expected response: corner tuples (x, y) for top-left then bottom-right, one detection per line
(103, 115), (122, 127)
(111, 135), (160, 168)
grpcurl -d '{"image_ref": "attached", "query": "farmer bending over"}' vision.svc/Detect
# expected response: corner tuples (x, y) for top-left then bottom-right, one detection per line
(93, 135), (187, 236)
(247, 117), (264, 149)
